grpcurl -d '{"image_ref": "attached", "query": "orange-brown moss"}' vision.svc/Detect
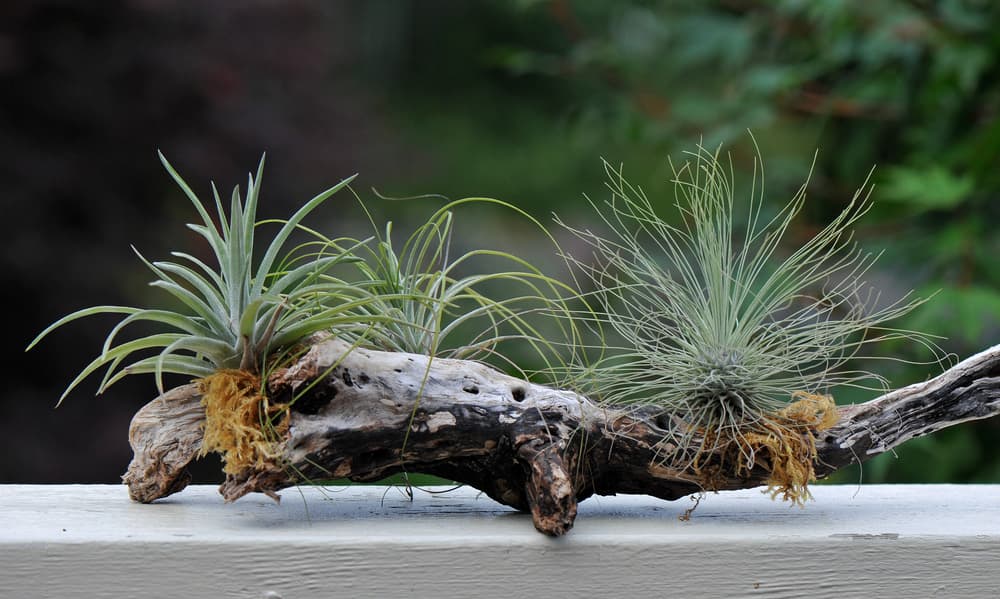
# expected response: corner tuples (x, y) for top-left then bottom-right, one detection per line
(198, 369), (289, 475)
(696, 392), (839, 505)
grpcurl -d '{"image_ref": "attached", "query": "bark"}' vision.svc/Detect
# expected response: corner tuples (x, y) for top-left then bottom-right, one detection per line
(124, 336), (1000, 535)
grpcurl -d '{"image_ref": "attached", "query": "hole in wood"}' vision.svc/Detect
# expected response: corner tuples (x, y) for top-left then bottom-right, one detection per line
(512, 387), (526, 402)
(291, 385), (337, 415)
(463, 384), (480, 395)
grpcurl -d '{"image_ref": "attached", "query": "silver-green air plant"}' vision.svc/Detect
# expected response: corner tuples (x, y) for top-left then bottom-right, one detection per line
(27, 153), (370, 473)
(557, 145), (940, 501)
(348, 197), (581, 377)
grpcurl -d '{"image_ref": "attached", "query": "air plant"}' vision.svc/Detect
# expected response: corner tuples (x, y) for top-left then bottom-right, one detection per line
(30, 142), (929, 502)
(347, 198), (582, 377)
(558, 144), (942, 502)
(315, 194), (587, 469)
(27, 153), (370, 474)
(28, 155), (583, 479)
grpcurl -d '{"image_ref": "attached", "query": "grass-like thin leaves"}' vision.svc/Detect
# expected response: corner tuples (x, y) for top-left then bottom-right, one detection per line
(347, 197), (583, 379)
(558, 144), (945, 468)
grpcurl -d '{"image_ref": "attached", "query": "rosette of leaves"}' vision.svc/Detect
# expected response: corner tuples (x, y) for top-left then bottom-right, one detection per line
(28, 154), (370, 474)
(347, 197), (582, 377)
(558, 145), (941, 502)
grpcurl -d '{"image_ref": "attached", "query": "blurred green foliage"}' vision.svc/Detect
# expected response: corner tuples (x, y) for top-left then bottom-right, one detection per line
(365, 0), (1000, 483)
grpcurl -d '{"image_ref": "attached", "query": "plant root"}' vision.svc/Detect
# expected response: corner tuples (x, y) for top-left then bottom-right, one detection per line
(198, 369), (288, 475)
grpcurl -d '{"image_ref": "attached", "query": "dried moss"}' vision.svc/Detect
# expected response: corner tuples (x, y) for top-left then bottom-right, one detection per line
(697, 392), (839, 505)
(198, 369), (288, 475)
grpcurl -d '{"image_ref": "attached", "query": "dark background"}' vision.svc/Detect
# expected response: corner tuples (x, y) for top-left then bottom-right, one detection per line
(5, 0), (1000, 484)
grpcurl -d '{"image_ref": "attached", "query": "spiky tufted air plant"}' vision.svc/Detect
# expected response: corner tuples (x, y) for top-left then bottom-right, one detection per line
(557, 143), (943, 502)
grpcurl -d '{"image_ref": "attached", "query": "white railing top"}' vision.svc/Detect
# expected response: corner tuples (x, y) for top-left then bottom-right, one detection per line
(2, 484), (998, 597)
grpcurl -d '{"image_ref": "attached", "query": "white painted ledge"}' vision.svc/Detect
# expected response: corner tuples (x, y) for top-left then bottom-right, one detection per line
(2, 484), (999, 598)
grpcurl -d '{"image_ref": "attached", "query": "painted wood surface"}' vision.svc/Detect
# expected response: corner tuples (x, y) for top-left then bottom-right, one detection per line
(1, 484), (998, 597)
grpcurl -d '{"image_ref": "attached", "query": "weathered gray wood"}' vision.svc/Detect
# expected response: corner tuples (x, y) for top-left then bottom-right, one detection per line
(4, 484), (1000, 598)
(123, 336), (1000, 535)
(815, 344), (1000, 477)
(122, 382), (202, 503)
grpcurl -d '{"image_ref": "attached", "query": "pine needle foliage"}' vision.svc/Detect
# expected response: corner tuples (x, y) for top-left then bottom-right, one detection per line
(558, 144), (942, 480)
(27, 153), (367, 404)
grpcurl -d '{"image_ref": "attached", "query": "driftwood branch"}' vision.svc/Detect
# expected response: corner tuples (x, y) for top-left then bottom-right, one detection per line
(123, 337), (1000, 535)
